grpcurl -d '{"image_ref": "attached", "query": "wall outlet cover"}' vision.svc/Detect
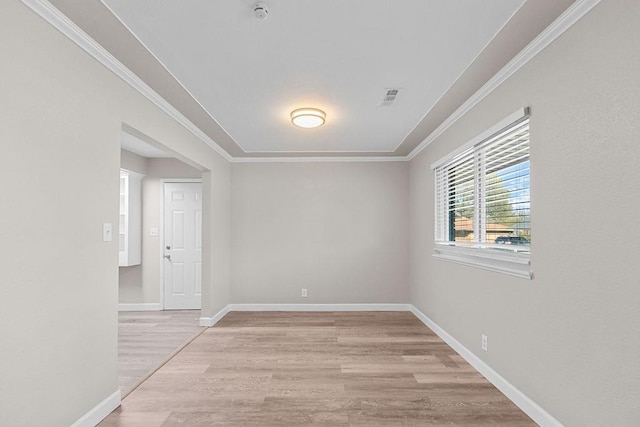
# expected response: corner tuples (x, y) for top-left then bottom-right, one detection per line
(103, 223), (112, 242)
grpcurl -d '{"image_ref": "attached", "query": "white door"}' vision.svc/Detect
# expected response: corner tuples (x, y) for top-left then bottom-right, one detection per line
(164, 182), (202, 309)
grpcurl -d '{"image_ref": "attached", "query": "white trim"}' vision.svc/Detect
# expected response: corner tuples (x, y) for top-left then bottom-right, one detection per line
(115, 301), (563, 425)
(391, 0), (526, 154)
(430, 108), (527, 170)
(198, 304), (411, 326)
(433, 246), (532, 280)
(118, 303), (162, 312)
(21, 0), (599, 164)
(70, 390), (121, 427)
(228, 303), (412, 312)
(19, 0), (401, 163)
(20, 0), (233, 163)
(408, 0), (602, 161)
(161, 178), (203, 183)
(199, 304), (231, 327)
(231, 156), (408, 163)
(409, 306), (563, 426)
(241, 148), (395, 154)
(98, 0), (242, 155)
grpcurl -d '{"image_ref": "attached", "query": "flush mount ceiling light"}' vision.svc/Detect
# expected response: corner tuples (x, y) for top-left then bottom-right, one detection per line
(290, 108), (326, 128)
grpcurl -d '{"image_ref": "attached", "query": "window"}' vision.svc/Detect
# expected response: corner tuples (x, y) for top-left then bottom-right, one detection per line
(433, 108), (532, 279)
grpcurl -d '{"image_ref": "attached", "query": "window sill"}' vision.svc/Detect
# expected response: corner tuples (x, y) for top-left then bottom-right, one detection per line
(433, 244), (532, 280)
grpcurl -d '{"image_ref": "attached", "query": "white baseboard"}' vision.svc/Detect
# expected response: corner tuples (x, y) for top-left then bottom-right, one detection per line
(189, 302), (562, 425)
(199, 304), (231, 327)
(118, 303), (162, 312)
(71, 390), (121, 427)
(228, 303), (412, 312)
(409, 306), (563, 427)
(198, 303), (410, 327)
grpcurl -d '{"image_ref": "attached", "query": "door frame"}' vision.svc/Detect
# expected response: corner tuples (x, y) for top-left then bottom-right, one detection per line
(160, 178), (203, 310)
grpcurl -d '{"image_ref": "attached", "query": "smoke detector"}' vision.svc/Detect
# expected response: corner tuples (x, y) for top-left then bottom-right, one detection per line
(253, 2), (269, 20)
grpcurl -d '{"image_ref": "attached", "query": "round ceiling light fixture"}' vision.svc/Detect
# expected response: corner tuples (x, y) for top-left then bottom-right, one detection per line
(290, 108), (326, 129)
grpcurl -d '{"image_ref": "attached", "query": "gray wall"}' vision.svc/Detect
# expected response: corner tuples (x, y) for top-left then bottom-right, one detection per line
(231, 162), (409, 304)
(119, 151), (202, 305)
(3, 0), (638, 426)
(409, 1), (640, 425)
(120, 149), (149, 176)
(0, 2), (230, 426)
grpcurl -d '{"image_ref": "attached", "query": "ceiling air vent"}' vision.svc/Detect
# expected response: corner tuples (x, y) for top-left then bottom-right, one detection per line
(379, 88), (400, 107)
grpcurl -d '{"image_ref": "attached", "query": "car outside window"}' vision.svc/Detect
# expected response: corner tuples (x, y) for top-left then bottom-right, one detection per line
(432, 108), (532, 279)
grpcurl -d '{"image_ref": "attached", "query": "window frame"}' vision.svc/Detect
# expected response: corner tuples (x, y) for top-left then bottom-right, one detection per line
(431, 108), (532, 280)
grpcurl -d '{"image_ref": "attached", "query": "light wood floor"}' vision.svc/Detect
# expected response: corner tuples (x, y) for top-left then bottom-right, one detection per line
(104, 311), (534, 426)
(118, 310), (204, 396)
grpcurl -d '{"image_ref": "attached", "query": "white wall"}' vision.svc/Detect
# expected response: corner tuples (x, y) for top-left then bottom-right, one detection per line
(0, 2), (230, 426)
(231, 162), (409, 304)
(409, 1), (640, 425)
(119, 152), (202, 305)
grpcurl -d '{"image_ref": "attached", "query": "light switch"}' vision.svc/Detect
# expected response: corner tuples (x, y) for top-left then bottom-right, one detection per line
(150, 227), (159, 236)
(103, 223), (112, 242)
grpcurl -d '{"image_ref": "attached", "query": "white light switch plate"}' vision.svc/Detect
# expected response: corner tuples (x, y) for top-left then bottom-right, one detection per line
(103, 223), (112, 242)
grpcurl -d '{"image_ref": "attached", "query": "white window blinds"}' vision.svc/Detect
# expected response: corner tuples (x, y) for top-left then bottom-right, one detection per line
(435, 115), (530, 251)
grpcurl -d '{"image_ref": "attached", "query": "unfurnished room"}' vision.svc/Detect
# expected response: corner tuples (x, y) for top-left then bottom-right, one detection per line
(1, 0), (639, 426)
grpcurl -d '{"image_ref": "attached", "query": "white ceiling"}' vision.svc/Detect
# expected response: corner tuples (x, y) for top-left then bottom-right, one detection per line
(102, 0), (525, 155)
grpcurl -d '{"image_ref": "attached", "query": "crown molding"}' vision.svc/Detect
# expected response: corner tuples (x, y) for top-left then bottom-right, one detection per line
(231, 156), (408, 163)
(19, 0), (403, 164)
(407, 0), (602, 161)
(20, 0), (234, 162)
(21, 0), (600, 165)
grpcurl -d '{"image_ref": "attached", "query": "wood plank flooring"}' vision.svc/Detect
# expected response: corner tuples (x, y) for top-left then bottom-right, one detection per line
(118, 310), (204, 396)
(103, 311), (534, 426)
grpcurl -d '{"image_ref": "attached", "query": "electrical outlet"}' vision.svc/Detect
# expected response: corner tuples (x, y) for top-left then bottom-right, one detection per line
(481, 334), (488, 352)
(301, 288), (308, 298)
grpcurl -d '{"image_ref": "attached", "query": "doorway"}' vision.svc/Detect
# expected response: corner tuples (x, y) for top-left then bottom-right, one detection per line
(118, 128), (206, 396)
